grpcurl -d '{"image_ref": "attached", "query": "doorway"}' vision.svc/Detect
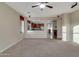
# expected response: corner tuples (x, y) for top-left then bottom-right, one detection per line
(47, 22), (53, 39)
(53, 20), (57, 39)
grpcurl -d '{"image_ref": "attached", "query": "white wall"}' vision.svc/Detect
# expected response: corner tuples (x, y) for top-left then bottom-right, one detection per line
(24, 17), (53, 38)
(0, 3), (22, 52)
(62, 13), (73, 41)
(71, 10), (79, 44)
(57, 18), (62, 39)
(62, 9), (79, 44)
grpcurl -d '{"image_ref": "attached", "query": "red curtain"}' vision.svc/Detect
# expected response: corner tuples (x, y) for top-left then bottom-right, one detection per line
(20, 16), (24, 21)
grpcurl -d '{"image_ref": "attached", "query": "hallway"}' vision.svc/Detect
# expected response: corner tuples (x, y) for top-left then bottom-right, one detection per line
(0, 38), (79, 57)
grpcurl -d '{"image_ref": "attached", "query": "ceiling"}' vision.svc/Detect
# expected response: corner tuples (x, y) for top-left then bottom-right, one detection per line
(5, 2), (79, 17)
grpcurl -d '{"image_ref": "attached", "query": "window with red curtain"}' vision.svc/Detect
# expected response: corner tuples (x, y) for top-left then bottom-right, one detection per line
(20, 16), (24, 33)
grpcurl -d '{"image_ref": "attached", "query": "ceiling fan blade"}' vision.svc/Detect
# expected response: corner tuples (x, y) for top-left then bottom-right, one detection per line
(45, 2), (48, 3)
(41, 2), (48, 4)
(32, 5), (38, 8)
(71, 2), (77, 8)
(46, 5), (53, 8)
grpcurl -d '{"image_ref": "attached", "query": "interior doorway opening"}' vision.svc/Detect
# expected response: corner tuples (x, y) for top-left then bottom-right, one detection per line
(47, 22), (53, 39)
(47, 19), (62, 40)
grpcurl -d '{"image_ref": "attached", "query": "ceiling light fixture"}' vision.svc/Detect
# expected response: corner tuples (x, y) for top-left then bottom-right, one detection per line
(39, 4), (45, 8)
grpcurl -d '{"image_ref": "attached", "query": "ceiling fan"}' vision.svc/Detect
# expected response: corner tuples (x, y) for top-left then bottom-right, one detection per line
(32, 2), (53, 9)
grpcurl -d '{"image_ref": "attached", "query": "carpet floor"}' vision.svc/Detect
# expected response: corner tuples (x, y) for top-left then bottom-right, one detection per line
(0, 38), (79, 57)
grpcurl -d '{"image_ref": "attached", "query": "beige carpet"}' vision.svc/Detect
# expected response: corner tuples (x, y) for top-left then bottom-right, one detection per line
(0, 38), (79, 57)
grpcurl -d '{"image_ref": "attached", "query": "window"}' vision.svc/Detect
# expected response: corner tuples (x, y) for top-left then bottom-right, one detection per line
(62, 26), (67, 41)
(21, 21), (24, 33)
(27, 20), (44, 31)
(73, 25), (79, 43)
(20, 16), (24, 33)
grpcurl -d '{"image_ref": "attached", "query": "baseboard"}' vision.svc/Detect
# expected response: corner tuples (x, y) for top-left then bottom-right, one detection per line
(24, 38), (48, 39)
(0, 38), (23, 53)
(57, 38), (62, 40)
